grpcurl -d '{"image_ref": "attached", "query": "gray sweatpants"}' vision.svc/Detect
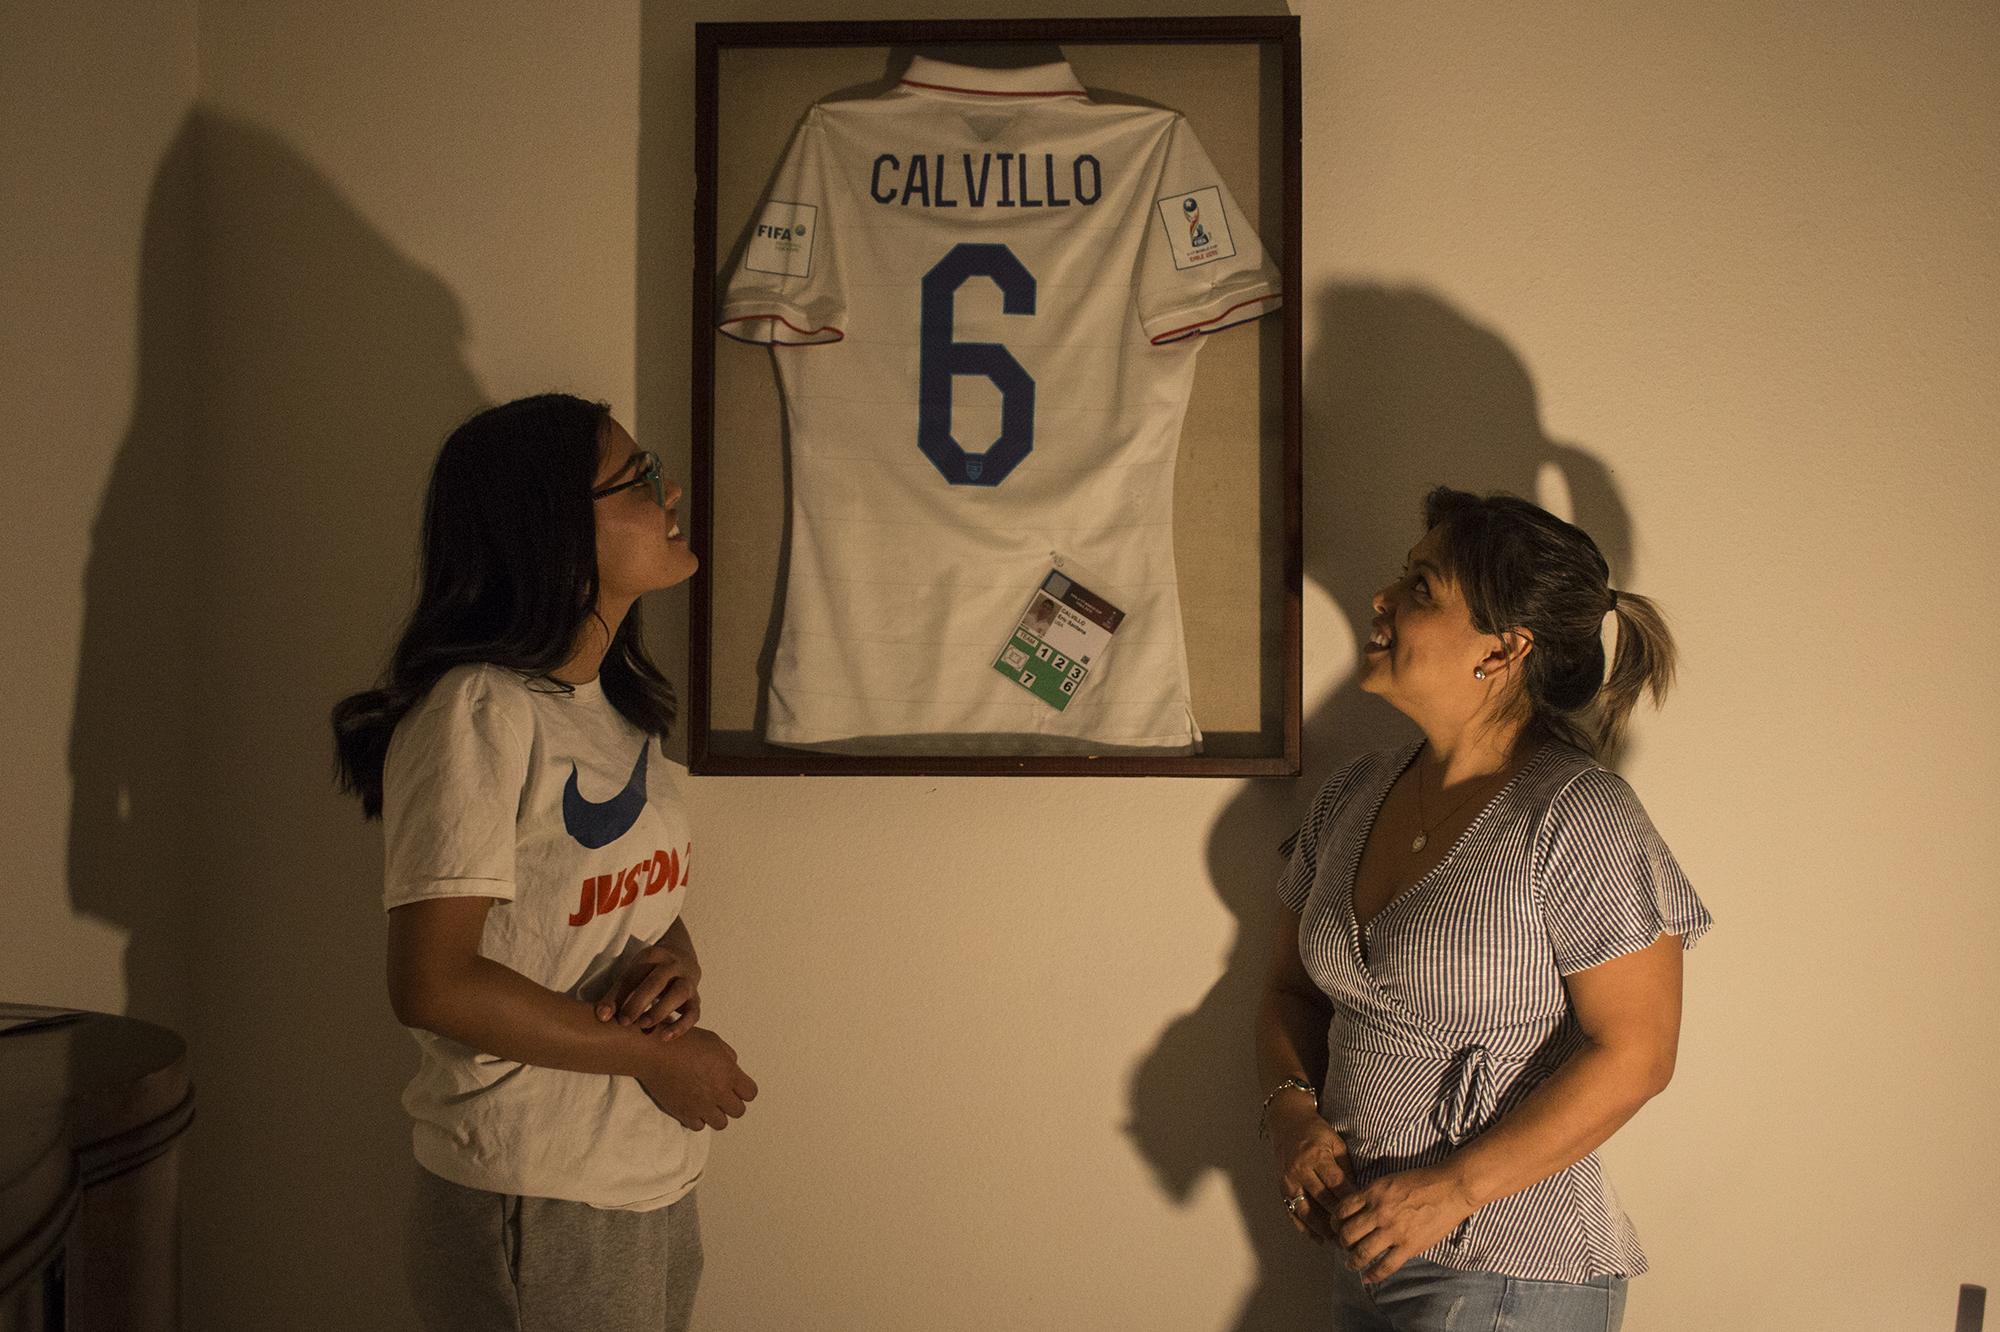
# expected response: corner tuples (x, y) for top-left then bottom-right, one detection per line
(407, 1164), (703, 1331)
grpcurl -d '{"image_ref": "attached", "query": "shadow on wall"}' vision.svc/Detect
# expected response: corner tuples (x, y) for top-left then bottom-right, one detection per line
(1125, 282), (1633, 1330)
(67, 106), (484, 1328)
(65, 108), (200, 1041)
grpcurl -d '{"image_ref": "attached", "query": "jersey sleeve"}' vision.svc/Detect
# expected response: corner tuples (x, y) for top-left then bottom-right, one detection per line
(1135, 114), (1284, 346)
(718, 108), (847, 347)
(1534, 766), (1714, 975)
(381, 667), (532, 911)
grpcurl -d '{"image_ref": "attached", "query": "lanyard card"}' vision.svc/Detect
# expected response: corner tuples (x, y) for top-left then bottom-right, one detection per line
(993, 562), (1126, 711)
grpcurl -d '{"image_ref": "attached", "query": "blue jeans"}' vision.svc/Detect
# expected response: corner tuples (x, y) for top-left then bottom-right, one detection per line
(1331, 1256), (1627, 1331)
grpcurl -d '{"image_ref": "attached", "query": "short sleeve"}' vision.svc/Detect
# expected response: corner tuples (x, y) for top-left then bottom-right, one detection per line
(718, 108), (847, 347)
(1135, 114), (1283, 346)
(381, 666), (532, 911)
(1275, 754), (1373, 912)
(1535, 767), (1714, 975)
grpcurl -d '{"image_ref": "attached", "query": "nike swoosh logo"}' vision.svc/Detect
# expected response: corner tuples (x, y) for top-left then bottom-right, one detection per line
(561, 743), (649, 849)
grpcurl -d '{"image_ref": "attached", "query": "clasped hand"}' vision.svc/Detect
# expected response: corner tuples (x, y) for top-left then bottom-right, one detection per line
(1268, 1099), (1478, 1283)
(1332, 1166), (1480, 1284)
(595, 938), (758, 1132)
(634, 1027), (758, 1132)
(1266, 1096), (1354, 1247)
(595, 939), (701, 1038)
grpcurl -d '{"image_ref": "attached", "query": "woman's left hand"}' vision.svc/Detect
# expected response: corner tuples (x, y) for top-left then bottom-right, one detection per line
(596, 940), (701, 1039)
(1334, 1166), (1480, 1283)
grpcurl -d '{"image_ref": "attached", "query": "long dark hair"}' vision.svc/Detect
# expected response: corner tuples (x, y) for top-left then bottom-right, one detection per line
(331, 393), (676, 818)
(1422, 486), (1674, 757)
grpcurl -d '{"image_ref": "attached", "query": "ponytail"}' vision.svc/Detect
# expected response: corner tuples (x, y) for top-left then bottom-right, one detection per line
(1594, 589), (1676, 755)
(1423, 486), (1680, 759)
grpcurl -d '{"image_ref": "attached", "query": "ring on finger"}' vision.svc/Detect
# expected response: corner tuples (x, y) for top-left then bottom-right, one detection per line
(1283, 1193), (1307, 1215)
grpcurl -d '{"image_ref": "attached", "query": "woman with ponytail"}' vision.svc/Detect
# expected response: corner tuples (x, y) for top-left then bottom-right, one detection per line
(332, 394), (754, 1330)
(1253, 487), (1711, 1331)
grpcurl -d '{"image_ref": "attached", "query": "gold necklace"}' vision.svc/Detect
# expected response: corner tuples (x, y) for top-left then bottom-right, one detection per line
(1410, 759), (1504, 853)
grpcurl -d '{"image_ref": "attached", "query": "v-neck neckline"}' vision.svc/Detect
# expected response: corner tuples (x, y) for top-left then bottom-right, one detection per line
(1342, 739), (1548, 967)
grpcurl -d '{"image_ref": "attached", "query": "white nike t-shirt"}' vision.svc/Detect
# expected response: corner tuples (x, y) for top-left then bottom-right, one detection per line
(720, 55), (1282, 755)
(381, 662), (706, 1210)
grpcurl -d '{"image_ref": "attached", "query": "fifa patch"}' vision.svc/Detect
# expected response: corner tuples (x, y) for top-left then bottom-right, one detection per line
(1155, 187), (1235, 270)
(745, 200), (818, 279)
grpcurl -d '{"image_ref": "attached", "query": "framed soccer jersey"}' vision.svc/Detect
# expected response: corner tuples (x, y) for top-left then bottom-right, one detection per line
(689, 19), (1301, 776)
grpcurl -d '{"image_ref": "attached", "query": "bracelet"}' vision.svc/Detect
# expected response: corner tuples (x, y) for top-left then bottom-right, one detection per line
(1257, 1076), (1319, 1140)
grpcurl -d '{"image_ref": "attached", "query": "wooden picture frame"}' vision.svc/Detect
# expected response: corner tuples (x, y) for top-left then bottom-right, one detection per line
(688, 17), (1301, 776)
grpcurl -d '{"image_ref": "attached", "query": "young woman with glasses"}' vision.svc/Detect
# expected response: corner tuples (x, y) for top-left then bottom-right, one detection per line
(332, 393), (754, 1330)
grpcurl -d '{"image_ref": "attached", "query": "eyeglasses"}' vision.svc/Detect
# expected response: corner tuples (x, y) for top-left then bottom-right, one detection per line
(592, 450), (665, 507)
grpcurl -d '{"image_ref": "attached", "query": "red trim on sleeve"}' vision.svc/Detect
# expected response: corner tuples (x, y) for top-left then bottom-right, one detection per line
(718, 313), (845, 345)
(1147, 293), (1282, 346)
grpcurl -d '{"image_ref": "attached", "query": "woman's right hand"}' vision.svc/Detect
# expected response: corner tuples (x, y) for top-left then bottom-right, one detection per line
(1267, 1092), (1355, 1245)
(635, 1027), (758, 1131)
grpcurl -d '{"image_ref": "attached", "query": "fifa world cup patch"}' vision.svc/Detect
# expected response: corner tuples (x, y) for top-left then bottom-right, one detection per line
(1155, 187), (1236, 269)
(745, 200), (818, 278)
(994, 563), (1127, 712)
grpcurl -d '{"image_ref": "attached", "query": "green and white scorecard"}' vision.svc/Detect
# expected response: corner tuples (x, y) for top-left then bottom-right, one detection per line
(993, 568), (1126, 711)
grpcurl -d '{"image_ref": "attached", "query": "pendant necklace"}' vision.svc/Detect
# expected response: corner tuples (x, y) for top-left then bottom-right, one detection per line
(1411, 757), (1503, 853)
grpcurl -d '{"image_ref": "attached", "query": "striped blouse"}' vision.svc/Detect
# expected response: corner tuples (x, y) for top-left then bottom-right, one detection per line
(1277, 739), (1713, 1283)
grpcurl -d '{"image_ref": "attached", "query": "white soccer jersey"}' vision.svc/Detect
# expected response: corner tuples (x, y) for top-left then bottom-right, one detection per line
(720, 56), (1282, 754)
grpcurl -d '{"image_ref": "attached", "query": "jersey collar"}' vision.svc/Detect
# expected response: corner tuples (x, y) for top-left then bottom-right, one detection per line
(899, 56), (1087, 99)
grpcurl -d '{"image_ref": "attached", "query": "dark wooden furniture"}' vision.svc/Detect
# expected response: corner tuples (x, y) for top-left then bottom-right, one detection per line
(0, 1006), (194, 1331)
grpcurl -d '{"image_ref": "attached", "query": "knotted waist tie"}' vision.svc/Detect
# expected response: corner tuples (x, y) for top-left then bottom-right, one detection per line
(1433, 1044), (1498, 1247)
(1433, 1044), (1498, 1146)
(1335, 1014), (1571, 1251)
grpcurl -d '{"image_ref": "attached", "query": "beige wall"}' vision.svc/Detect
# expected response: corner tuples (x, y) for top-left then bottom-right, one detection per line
(185, 4), (632, 1323)
(7, 0), (1995, 1328)
(1, 1), (199, 1034)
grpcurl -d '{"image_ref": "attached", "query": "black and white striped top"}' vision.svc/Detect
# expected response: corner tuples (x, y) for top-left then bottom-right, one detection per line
(1277, 739), (1713, 1283)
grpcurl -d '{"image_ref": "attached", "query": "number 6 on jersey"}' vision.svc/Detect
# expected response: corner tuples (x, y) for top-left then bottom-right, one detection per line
(917, 242), (1036, 487)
